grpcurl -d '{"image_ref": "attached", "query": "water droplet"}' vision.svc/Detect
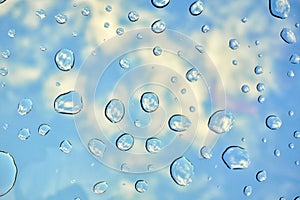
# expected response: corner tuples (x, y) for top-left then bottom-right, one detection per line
(288, 142), (294, 149)
(287, 70), (295, 78)
(0, 0), (6, 4)
(136, 33), (143, 39)
(280, 197), (287, 200)
(151, 0), (170, 8)
(201, 24), (210, 33)
(229, 39), (240, 50)
(200, 146), (212, 159)
(294, 197), (300, 200)
(93, 181), (108, 194)
(241, 84), (250, 93)
(121, 163), (130, 172)
(256, 170), (267, 182)
(55, 13), (68, 24)
(254, 66), (263, 75)
(141, 92), (159, 113)
(269, 0), (290, 19)
(186, 68), (201, 82)
(289, 54), (300, 64)
(0, 67), (8, 76)
(59, 140), (72, 154)
(189, 106), (196, 112)
(104, 22), (110, 28)
(222, 146), (250, 170)
(35, 9), (46, 20)
(145, 137), (162, 153)
(54, 91), (83, 115)
(243, 186), (252, 197)
(293, 131), (300, 139)
(128, 10), (139, 22)
(81, 7), (91, 16)
(241, 17), (248, 23)
(255, 40), (260, 46)
(171, 76), (178, 83)
(295, 161), (300, 166)
(2, 123), (9, 131)
(119, 57), (130, 69)
(280, 28), (296, 44)
(262, 137), (267, 143)
(0, 151), (17, 197)
(181, 88), (187, 94)
(116, 27), (124, 36)
(189, 1), (204, 16)
(88, 138), (106, 158)
(55, 49), (75, 71)
(40, 45), (47, 51)
(170, 157), (194, 186)
(195, 45), (205, 53)
(288, 110), (294, 117)
(168, 114), (191, 132)
(116, 133), (134, 151)
(17, 98), (33, 116)
(18, 128), (31, 140)
(1, 49), (10, 59)
(266, 115), (282, 130)
(232, 59), (238, 65)
(135, 180), (148, 193)
(258, 95), (266, 104)
(38, 124), (51, 136)
(296, 23), (300, 28)
(151, 19), (166, 34)
(256, 83), (265, 92)
(105, 5), (112, 12)
(208, 110), (235, 134)
(274, 149), (281, 157)
(7, 29), (16, 38)
(105, 99), (125, 123)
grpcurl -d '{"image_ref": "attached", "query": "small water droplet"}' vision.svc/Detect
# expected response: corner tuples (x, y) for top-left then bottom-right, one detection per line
(2, 123), (9, 131)
(255, 40), (260, 46)
(105, 99), (125, 123)
(280, 197), (287, 200)
(153, 46), (162, 56)
(241, 17), (248, 23)
(38, 124), (51, 136)
(18, 128), (31, 140)
(116, 27), (124, 36)
(274, 149), (281, 157)
(0, 67), (8, 76)
(171, 76), (178, 83)
(170, 157), (194, 186)
(189, 106), (196, 112)
(256, 83), (265, 92)
(222, 146), (250, 170)
(59, 140), (72, 154)
(296, 23), (300, 28)
(17, 98), (33, 116)
(189, 1), (204, 16)
(186, 68), (201, 82)
(54, 91), (83, 115)
(288, 110), (294, 117)
(40, 45), (47, 51)
(104, 22), (110, 28)
(280, 28), (296, 44)
(93, 181), (108, 194)
(135, 180), (148, 193)
(243, 185), (252, 197)
(289, 54), (300, 64)
(136, 33), (143, 39)
(88, 138), (106, 158)
(229, 39), (240, 50)
(288, 142), (294, 149)
(1, 49), (11, 59)
(200, 146), (212, 159)
(287, 70), (295, 78)
(201, 24), (210, 33)
(128, 10), (139, 22)
(141, 92), (159, 113)
(181, 88), (187, 94)
(119, 57), (130, 69)
(295, 161), (300, 166)
(81, 7), (91, 16)
(254, 66), (263, 75)
(195, 45), (205, 53)
(121, 163), (130, 172)
(0, 151), (17, 197)
(241, 84), (250, 93)
(266, 115), (282, 130)
(168, 114), (191, 132)
(262, 137), (267, 143)
(269, 0), (290, 19)
(35, 9), (46, 20)
(232, 59), (238, 65)
(293, 131), (300, 139)
(151, 19), (166, 33)
(105, 5), (112, 12)
(208, 110), (235, 134)
(256, 170), (267, 182)
(116, 133), (134, 151)
(145, 137), (162, 153)
(55, 13), (68, 24)
(7, 29), (16, 38)
(258, 95), (265, 104)
(151, 0), (170, 8)
(55, 49), (75, 71)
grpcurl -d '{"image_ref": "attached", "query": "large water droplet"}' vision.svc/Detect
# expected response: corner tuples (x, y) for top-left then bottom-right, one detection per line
(170, 157), (194, 186)
(35, 9), (46, 19)
(289, 54), (300, 64)
(0, 0), (6, 4)
(256, 83), (265, 92)
(59, 140), (72, 154)
(229, 39), (240, 50)
(105, 99), (125, 123)
(88, 138), (106, 158)
(38, 124), (51, 136)
(186, 68), (201, 82)
(222, 146), (250, 170)
(141, 92), (159, 113)
(54, 91), (83, 115)
(256, 170), (267, 182)
(208, 110), (235, 134)
(135, 180), (148, 193)
(0, 151), (17, 197)
(243, 185), (253, 197)
(145, 137), (162, 153)
(254, 66), (263, 75)
(200, 146), (212, 159)
(269, 0), (290, 19)
(93, 181), (108, 194)
(280, 28), (296, 44)
(128, 10), (139, 22)
(17, 98), (33, 116)
(168, 115), (191, 132)
(55, 49), (75, 71)
(151, 0), (170, 8)
(266, 115), (282, 130)
(151, 19), (166, 33)
(55, 13), (68, 24)
(189, 1), (204, 16)
(0, 67), (8, 76)
(116, 133), (134, 151)
(18, 128), (31, 140)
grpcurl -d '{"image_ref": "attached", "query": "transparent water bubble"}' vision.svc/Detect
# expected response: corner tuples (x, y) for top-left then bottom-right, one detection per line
(35, 9), (46, 20)
(38, 124), (51, 136)
(116, 133), (134, 151)
(151, 19), (166, 33)
(200, 146), (212, 159)
(168, 114), (191, 132)
(232, 59), (238, 66)
(254, 66), (263, 75)
(170, 157), (194, 186)
(280, 28), (296, 44)
(116, 27), (124, 36)
(294, 197), (300, 200)
(88, 138), (106, 158)
(59, 140), (72, 154)
(295, 161), (300, 166)
(151, 0), (170, 8)
(258, 95), (265, 104)
(262, 137), (267, 143)
(181, 88), (187, 94)
(17, 98), (33, 116)
(55, 13), (68, 24)
(208, 110), (235, 134)
(289, 54), (300, 64)
(171, 76), (178, 83)
(121, 163), (130, 172)
(141, 92), (159, 113)
(189, 1), (204, 16)
(134, 119), (142, 128)
(105, 5), (112, 12)
(296, 23), (300, 28)
(189, 106), (196, 112)
(128, 10), (139, 22)
(256, 170), (267, 182)
(119, 57), (130, 69)
(266, 115), (282, 130)
(7, 29), (16, 38)
(269, 0), (290, 19)
(241, 84), (250, 93)
(0, 67), (8, 76)
(229, 39), (240, 50)
(18, 128), (31, 140)
(136, 33), (143, 39)
(1, 49), (10, 59)
(135, 180), (148, 193)
(55, 49), (75, 71)
(222, 146), (250, 170)
(2, 123), (9, 131)
(153, 46), (162, 56)
(54, 91), (83, 115)
(93, 181), (108, 194)
(186, 68), (201, 82)
(241, 17), (248, 23)
(294, 131), (300, 139)
(288, 110), (294, 117)
(201, 25), (210, 33)
(255, 40), (260, 46)
(195, 45), (205, 53)
(40, 45), (47, 51)
(145, 137), (162, 153)
(256, 83), (265, 92)
(243, 185), (252, 197)
(0, 151), (17, 197)
(105, 99), (125, 123)
(287, 70), (295, 78)
(288, 142), (294, 149)
(81, 7), (91, 16)
(274, 149), (281, 157)
(0, 0), (6, 4)
(104, 22), (110, 28)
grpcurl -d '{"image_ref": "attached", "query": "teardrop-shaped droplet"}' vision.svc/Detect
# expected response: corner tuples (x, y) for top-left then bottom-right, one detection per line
(0, 151), (17, 197)
(289, 54), (300, 64)
(243, 185), (253, 197)
(59, 140), (72, 154)
(256, 170), (267, 182)
(186, 68), (201, 82)
(189, 1), (204, 16)
(141, 92), (159, 113)
(105, 99), (125, 123)
(265, 115), (282, 130)
(128, 10), (139, 22)
(269, 0), (290, 19)
(168, 114), (191, 132)
(93, 181), (108, 194)
(151, 0), (170, 8)
(55, 13), (68, 24)
(145, 137), (162, 153)
(0, 67), (8, 76)
(135, 180), (148, 193)
(151, 19), (166, 34)
(208, 110), (235, 134)
(229, 39), (240, 50)
(54, 91), (83, 115)
(18, 128), (31, 140)
(88, 138), (106, 158)
(116, 133), (134, 151)
(17, 98), (33, 116)
(170, 157), (194, 186)
(55, 49), (75, 71)
(38, 124), (51, 136)
(222, 146), (250, 170)
(280, 28), (296, 44)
